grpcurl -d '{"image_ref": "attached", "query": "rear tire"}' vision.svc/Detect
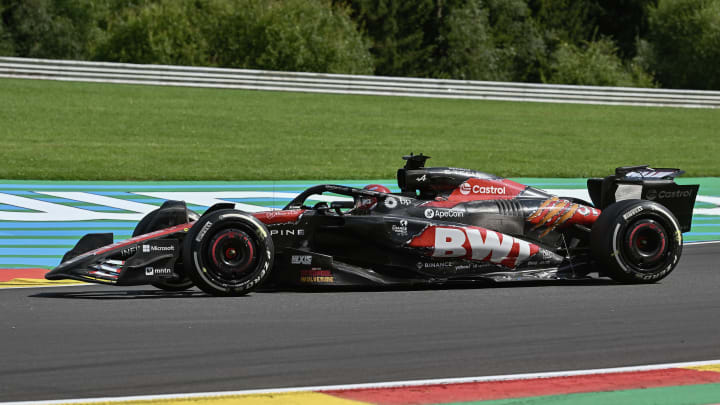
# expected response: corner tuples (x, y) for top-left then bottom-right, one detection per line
(591, 199), (682, 283)
(133, 202), (199, 292)
(183, 210), (274, 296)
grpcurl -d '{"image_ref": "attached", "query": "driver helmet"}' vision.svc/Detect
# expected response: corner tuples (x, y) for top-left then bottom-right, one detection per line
(355, 184), (391, 211)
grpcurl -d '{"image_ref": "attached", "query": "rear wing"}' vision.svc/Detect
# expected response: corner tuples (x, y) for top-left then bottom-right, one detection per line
(587, 165), (699, 232)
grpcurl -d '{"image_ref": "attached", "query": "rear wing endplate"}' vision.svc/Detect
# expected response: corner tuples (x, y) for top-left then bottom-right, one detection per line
(588, 166), (699, 232)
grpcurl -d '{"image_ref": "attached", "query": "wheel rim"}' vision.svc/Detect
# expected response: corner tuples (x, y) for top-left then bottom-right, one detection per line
(205, 228), (258, 282)
(623, 219), (668, 271)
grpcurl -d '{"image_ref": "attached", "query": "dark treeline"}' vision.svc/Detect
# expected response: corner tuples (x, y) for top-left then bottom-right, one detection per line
(1, 0), (718, 89)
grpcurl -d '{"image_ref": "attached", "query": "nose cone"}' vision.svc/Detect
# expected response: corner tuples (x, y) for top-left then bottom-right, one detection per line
(44, 250), (99, 281)
(44, 267), (64, 280)
(44, 259), (80, 280)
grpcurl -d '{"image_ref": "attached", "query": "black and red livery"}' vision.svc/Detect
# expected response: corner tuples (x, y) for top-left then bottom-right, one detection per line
(47, 154), (699, 296)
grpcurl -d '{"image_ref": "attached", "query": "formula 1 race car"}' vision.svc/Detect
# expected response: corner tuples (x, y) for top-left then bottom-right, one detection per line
(46, 154), (699, 296)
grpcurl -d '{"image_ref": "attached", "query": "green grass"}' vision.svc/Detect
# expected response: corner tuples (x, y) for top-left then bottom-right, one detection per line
(0, 78), (718, 180)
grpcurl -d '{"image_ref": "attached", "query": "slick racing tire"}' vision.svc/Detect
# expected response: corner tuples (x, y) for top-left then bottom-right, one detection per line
(183, 209), (274, 296)
(591, 199), (682, 283)
(134, 202), (199, 292)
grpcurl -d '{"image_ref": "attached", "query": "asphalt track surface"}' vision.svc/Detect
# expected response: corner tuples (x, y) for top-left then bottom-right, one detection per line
(1, 243), (719, 402)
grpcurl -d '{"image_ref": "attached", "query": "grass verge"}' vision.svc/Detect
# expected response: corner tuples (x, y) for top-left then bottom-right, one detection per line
(1, 78), (717, 180)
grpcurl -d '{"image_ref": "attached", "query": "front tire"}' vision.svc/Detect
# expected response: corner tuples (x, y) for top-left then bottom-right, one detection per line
(183, 210), (274, 296)
(591, 199), (682, 283)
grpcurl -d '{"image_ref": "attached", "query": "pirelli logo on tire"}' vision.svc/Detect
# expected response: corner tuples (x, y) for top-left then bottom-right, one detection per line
(195, 221), (213, 242)
(623, 206), (643, 220)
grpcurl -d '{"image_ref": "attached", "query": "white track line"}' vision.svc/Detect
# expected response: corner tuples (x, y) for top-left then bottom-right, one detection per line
(684, 240), (720, 246)
(3, 359), (720, 405)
